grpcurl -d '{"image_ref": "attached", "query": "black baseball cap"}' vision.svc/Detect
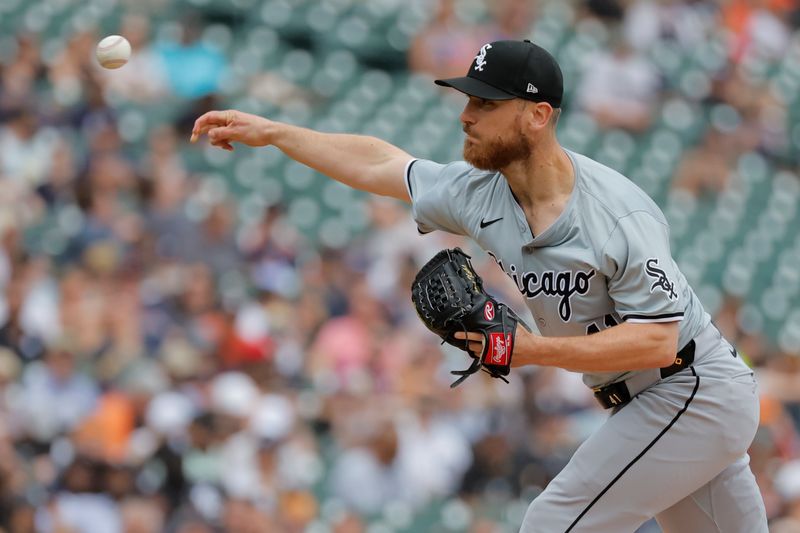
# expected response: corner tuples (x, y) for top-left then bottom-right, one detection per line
(435, 40), (563, 108)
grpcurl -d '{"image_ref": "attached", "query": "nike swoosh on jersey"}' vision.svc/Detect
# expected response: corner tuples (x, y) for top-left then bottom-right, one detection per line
(480, 217), (503, 228)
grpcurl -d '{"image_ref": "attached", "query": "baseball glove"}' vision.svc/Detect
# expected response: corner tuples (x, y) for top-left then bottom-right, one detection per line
(411, 248), (529, 387)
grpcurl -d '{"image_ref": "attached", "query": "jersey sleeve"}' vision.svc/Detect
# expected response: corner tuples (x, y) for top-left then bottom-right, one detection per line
(404, 159), (470, 235)
(601, 211), (684, 323)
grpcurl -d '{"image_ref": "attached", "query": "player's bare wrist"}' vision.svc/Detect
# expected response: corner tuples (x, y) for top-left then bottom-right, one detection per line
(511, 325), (538, 367)
(260, 120), (282, 146)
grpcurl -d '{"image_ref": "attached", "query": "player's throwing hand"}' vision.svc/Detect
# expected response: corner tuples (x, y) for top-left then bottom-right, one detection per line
(190, 110), (274, 151)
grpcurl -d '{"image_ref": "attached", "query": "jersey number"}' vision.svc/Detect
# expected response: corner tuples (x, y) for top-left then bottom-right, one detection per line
(586, 314), (619, 335)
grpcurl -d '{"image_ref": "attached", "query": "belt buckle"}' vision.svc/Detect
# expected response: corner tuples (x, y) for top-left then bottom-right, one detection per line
(593, 382), (632, 409)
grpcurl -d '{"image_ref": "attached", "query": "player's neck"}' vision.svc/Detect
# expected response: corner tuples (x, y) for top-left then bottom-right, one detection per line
(502, 139), (574, 210)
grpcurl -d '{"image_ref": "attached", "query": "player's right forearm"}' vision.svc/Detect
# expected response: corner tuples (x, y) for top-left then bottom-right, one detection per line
(270, 123), (412, 202)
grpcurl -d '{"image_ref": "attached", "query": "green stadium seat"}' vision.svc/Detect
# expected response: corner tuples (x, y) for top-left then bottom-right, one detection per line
(202, 24), (233, 54)
(283, 161), (317, 191)
(647, 43), (685, 81)
(695, 284), (723, 317)
(320, 180), (354, 211)
(677, 249), (706, 287)
(659, 99), (703, 139)
(722, 259), (754, 299)
(778, 311), (800, 354)
(238, 193), (270, 224)
(692, 38), (728, 74)
(317, 216), (352, 249)
(279, 48), (316, 84)
(251, 172), (284, 205)
(287, 196), (321, 230)
(558, 111), (599, 153)
(234, 157), (266, 192)
(304, 1), (347, 35)
(678, 69), (712, 101)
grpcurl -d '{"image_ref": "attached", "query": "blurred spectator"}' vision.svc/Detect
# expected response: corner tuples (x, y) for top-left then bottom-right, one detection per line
(190, 201), (241, 276)
(722, 0), (793, 62)
(672, 127), (736, 196)
(101, 14), (170, 103)
(36, 457), (123, 533)
(16, 343), (100, 443)
(580, 0), (625, 24)
(328, 411), (405, 515)
(485, 0), (538, 41)
(154, 13), (226, 100)
(771, 459), (800, 532)
(409, 0), (536, 80)
(0, 100), (59, 189)
(575, 32), (660, 132)
(408, 0), (496, 79)
(119, 496), (166, 533)
(308, 278), (391, 392)
(0, 34), (44, 105)
(395, 397), (473, 506)
(623, 0), (717, 53)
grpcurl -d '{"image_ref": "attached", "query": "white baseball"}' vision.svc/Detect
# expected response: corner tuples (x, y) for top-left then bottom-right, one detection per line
(96, 35), (131, 69)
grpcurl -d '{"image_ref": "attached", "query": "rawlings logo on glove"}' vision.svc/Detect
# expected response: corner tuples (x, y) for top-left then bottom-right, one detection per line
(411, 248), (529, 387)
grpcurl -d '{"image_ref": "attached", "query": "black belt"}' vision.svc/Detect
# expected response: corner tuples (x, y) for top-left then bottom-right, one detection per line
(593, 339), (696, 409)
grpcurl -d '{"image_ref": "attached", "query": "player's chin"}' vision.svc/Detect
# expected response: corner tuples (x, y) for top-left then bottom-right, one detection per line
(463, 135), (482, 151)
(463, 140), (481, 162)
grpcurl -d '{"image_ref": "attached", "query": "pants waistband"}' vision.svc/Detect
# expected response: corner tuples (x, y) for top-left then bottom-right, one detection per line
(593, 338), (696, 409)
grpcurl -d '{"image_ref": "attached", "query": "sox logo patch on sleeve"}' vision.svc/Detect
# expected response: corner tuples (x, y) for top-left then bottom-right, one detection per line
(645, 258), (678, 301)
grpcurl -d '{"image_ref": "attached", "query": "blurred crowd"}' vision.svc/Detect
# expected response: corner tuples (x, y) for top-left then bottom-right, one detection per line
(1, 0), (800, 532)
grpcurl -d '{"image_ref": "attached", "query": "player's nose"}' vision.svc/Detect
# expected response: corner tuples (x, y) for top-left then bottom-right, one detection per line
(460, 103), (477, 126)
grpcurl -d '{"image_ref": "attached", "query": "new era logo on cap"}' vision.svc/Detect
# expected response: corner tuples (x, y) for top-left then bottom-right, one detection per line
(434, 40), (563, 108)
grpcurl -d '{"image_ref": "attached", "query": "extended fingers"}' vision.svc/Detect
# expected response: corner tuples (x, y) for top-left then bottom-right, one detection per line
(208, 126), (235, 144)
(190, 110), (234, 142)
(468, 341), (484, 356)
(211, 139), (234, 151)
(454, 332), (485, 357)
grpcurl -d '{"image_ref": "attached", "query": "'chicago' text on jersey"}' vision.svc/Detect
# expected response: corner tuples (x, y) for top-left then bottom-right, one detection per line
(488, 253), (595, 322)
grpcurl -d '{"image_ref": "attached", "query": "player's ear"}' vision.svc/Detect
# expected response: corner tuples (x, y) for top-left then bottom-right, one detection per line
(520, 101), (554, 132)
(533, 102), (555, 129)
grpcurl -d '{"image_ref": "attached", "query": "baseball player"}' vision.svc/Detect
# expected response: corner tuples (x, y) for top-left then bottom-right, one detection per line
(191, 40), (768, 532)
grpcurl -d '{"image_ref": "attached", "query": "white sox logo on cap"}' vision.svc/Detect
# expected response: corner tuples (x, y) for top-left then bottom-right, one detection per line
(474, 43), (492, 72)
(436, 40), (563, 107)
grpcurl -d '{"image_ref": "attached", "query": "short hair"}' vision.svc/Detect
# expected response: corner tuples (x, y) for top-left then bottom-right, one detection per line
(549, 107), (562, 128)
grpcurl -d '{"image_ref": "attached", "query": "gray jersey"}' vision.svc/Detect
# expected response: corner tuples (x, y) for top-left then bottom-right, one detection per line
(405, 149), (710, 389)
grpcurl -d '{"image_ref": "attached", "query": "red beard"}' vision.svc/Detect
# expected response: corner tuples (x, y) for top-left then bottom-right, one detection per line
(463, 124), (531, 171)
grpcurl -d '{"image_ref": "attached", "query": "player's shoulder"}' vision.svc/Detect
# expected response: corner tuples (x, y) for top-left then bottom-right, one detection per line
(570, 150), (667, 225)
(409, 158), (501, 194)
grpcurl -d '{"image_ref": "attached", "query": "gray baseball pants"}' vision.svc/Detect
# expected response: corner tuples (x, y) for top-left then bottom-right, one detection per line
(520, 323), (768, 533)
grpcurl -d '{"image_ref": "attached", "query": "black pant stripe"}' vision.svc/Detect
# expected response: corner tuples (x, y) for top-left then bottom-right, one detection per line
(564, 367), (700, 533)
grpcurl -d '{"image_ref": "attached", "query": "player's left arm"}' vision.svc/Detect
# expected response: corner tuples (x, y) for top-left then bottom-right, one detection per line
(456, 322), (678, 372)
(507, 321), (679, 371)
